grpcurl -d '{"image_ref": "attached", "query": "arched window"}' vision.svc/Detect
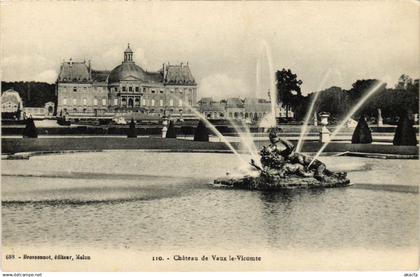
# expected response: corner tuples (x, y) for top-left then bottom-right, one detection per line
(73, 98), (77, 105)
(102, 99), (107, 106)
(114, 99), (118, 106)
(63, 98), (67, 105)
(83, 98), (87, 105)
(178, 99), (183, 107)
(93, 98), (98, 106)
(169, 99), (174, 106)
(159, 99), (163, 106)
(151, 99), (155, 106)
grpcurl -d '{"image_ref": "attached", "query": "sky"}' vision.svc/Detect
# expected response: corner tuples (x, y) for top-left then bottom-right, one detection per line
(1, 1), (419, 99)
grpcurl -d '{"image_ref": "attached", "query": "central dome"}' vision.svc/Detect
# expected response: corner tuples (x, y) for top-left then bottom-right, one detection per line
(107, 62), (147, 83)
(107, 44), (148, 83)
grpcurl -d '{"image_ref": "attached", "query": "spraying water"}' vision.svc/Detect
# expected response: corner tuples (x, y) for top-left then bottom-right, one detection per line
(255, 58), (261, 99)
(295, 69), (332, 152)
(228, 119), (261, 167)
(260, 40), (277, 128)
(170, 95), (248, 166)
(309, 80), (386, 166)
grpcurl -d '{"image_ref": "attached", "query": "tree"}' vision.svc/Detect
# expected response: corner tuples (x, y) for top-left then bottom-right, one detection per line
(127, 118), (137, 138)
(347, 79), (386, 117)
(23, 117), (38, 138)
(393, 112), (417, 146)
(395, 74), (413, 90)
(313, 86), (350, 122)
(166, 120), (177, 138)
(275, 69), (303, 119)
(193, 120), (209, 142)
(351, 115), (372, 144)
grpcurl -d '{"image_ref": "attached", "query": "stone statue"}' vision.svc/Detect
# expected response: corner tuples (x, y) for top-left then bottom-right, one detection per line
(214, 128), (350, 191)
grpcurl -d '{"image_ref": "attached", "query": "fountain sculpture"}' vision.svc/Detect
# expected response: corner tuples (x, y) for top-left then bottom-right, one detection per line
(213, 128), (350, 191)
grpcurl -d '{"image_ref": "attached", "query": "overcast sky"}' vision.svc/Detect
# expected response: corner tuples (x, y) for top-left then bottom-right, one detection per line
(1, 1), (418, 99)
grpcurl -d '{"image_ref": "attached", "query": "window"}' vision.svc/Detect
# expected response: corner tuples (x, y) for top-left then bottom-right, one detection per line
(83, 108), (87, 113)
(135, 87), (139, 92)
(63, 98), (67, 105)
(122, 86), (126, 92)
(151, 89), (156, 94)
(142, 99), (146, 106)
(73, 108), (77, 113)
(169, 99), (174, 106)
(83, 98), (87, 105)
(102, 99), (106, 106)
(114, 87), (118, 92)
(93, 98), (98, 106)
(160, 89), (164, 94)
(151, 99), (155, 106)
(178, 99), (183, 107)
(73, 87), (77, 92)
(73, 98), (77, 105)
(143, 87), (146, 92)
(129, 87), (133, 92)
(114, 99), (118, 106)
(159, 99), (163, 107)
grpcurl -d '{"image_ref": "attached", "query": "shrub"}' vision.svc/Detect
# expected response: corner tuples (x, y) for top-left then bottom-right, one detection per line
(23, 117), (38, 138)
(393, 113), (417, 146)
(351, 115), (372, 144)
(193, 120), (209, 142)
(166, 120), (177, 138)
(127, 119), (137, 138)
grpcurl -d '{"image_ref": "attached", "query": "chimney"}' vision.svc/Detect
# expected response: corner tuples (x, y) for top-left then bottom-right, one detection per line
(88, 60), (92, 80)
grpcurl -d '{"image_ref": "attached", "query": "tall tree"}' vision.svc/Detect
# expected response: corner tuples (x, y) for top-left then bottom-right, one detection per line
(275, 69), (303, 119)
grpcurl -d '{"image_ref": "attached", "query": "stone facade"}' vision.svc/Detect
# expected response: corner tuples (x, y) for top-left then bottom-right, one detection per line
(56, 44), (197, 118)
(198, 96), (293, 122)
(198, 97), (272, 121)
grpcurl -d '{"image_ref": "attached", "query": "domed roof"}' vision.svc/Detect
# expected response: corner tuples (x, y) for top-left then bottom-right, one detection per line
(108, 62), (147, 83)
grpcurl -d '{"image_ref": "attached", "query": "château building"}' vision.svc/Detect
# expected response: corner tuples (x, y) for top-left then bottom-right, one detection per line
(56, 44), (197, 118)
(198, 97), (292, 122)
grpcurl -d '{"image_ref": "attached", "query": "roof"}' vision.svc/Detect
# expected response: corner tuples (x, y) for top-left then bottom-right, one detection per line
(91, 70), (110, 83)
(108, 62), (148, 83)
(198, 97), (214, 104)
(244, 98), (271, 112)
(144, 71), (163, 83)
(226, 98), (244, 108)
(200, 102), (225, 112)
(164, 64), (196, 85)
(58, 61), (90, 83)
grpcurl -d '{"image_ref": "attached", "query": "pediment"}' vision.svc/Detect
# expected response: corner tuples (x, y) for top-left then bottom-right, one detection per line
(122, 75), (142, 81)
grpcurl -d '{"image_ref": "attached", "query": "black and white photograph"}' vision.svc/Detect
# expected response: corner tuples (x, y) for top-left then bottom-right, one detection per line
(1, 1), (419, 274)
